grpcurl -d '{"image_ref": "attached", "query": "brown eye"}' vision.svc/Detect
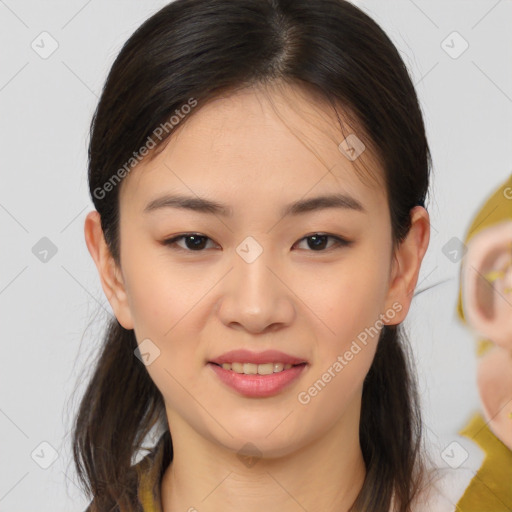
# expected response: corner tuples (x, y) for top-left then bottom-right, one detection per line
(294, 233), (352, 252)
(163, 234), (216, 251)
(162, 232), (352, 253)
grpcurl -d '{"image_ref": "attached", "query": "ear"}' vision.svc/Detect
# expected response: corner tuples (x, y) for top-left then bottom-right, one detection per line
(384, 206), (430, 324)
(84, 210), (135, 330)
(461, 219), (512, 350)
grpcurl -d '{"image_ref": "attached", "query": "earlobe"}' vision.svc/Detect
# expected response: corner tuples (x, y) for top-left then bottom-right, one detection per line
(461, 220), (512, 350)
(84, 210), (135, 330)
(383, 206), (431, 325)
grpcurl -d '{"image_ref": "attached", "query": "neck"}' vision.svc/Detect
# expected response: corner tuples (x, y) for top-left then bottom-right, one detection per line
(160, 398), (367, 512)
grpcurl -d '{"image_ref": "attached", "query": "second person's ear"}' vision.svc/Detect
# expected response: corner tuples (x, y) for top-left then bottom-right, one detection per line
(461, 219), (512, 350)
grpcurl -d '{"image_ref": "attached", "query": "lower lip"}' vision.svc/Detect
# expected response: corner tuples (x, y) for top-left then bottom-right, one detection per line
(208, 363), (308, 398)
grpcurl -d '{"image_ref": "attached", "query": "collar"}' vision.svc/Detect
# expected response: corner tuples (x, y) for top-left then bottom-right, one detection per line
(135, 431), (172, 511)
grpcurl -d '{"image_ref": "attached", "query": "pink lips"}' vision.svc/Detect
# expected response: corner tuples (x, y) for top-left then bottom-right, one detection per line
(208, 349), (307, 366)
(207, 349), (308, 398)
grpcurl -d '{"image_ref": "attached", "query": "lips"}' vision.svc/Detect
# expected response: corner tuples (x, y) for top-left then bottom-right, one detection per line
(208, 358), (308, 398)
(207, 350), (309, 398)
(208, 349), (308, 366)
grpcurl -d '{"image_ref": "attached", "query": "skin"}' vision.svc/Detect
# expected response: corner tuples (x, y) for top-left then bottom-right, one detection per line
(461, 219), (512, 450)
(84, 82), (430, 512)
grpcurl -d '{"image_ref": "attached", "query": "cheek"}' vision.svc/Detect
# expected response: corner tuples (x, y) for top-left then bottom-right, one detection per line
(121, 243), (233, 375)
(293, 248), (390, 403)
(293, 261), (387, 430)
(122, 246), (201, 335)
(297, 250), (390, 351)
(121, 251), (209, 412)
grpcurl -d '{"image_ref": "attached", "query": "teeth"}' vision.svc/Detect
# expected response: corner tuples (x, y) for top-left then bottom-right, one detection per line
(220, 362), (295, 374)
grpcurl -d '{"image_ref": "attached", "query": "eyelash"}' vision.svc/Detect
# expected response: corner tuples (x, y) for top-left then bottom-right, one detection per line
(161, 233), (353, 253)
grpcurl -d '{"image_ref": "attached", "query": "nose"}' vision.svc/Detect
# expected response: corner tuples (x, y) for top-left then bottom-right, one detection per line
(216, 244), (295, 334)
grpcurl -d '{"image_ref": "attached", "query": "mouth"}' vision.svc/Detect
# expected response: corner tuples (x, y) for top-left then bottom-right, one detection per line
(208, 361), (308, 375)
(207, 349), (309, 397)
(207, 357), (309, 398)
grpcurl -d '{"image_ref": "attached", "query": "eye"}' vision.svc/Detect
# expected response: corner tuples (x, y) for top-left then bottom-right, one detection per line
(162, 232), (352, 253)
(162, 233), (217, 252)
(294, 233), (352, 252)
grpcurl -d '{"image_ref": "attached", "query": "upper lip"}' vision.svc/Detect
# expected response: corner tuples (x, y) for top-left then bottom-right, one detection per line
(209, 349), (308, 366)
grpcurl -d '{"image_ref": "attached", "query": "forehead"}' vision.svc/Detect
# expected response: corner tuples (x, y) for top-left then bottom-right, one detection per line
(119, 83), (387, 220)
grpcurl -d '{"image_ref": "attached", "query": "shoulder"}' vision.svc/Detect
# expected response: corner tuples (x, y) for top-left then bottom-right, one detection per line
(411, 465), (477, 512)
(411, 411), (512, 512)
(83, 431), (172, 512)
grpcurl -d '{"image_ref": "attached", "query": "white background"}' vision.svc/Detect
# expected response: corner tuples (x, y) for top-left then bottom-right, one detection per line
(1, 0), (511, 510)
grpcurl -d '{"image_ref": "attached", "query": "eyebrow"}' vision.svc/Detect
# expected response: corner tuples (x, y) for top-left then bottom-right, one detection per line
(143, 192), (366, 217)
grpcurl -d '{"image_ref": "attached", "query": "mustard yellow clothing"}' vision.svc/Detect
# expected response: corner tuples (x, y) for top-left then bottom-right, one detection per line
(134, 432), (169, 511)
(456, 413), (512, 511)
(85, 432), (170, 512)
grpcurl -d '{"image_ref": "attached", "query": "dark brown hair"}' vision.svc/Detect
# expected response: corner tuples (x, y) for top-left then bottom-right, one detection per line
(71, 1), (432, 510)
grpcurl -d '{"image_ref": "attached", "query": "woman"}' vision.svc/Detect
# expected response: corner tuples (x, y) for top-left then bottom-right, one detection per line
(74, 0), (438, 510)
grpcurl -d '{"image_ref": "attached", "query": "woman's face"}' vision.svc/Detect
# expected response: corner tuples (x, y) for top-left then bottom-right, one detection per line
(100, 84), (418, 457)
